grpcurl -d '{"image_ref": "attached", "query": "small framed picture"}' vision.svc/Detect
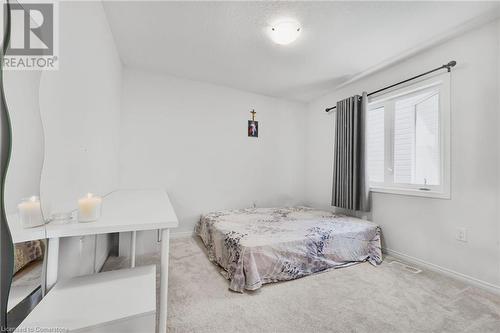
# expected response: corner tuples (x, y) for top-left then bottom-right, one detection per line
(248, 120), (258, 137)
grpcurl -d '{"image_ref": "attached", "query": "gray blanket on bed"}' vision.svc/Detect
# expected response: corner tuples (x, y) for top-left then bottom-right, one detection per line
(195, 207), (382, 292)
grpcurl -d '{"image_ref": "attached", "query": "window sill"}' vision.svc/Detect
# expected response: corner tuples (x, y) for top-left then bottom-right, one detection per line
(370, 186), (450, 199)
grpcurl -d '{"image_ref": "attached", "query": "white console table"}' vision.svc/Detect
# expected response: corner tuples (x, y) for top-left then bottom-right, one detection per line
(42, 189), (178, 333)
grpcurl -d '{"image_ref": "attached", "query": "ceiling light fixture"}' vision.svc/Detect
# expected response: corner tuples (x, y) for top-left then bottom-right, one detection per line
(268, 19), (301, 45)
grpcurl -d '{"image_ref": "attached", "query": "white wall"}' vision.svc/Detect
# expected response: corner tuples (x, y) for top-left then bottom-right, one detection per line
(4, 70), (44, 216)
(118, 68), (306, 254)
(38, 1), (122, 279)
(305, 21), (500, 287)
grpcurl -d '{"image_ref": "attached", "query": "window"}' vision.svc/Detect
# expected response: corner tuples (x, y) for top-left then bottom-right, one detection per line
(366, 74), (450, 198)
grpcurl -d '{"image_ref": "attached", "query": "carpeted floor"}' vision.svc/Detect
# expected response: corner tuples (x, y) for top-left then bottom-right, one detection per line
(102, 236), (500, 333)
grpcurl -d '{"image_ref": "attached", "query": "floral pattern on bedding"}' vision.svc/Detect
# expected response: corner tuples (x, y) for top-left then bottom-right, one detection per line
(14, 240), (44, 274)
(195, 207), (382, 292)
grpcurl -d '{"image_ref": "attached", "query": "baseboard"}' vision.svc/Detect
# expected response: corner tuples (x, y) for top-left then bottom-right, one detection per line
(383, 248), (500, 296)
(170, 231), (194, 239)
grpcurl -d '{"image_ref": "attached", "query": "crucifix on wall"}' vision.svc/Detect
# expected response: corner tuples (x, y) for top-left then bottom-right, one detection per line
(248, 109), (258, 138)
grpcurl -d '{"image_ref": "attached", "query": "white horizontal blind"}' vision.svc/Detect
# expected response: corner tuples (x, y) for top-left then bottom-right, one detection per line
(366, 107), (385, 183)
(394, 99), (416, 184)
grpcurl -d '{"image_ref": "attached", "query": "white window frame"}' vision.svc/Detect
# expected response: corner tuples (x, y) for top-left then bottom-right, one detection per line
(367, 73), (451, 199)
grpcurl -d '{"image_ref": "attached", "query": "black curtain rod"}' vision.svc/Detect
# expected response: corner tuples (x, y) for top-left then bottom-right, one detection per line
(324, 60), (457, 113)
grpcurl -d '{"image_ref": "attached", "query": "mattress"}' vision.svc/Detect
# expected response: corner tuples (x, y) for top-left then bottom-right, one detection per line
(195, 207), (382, 292)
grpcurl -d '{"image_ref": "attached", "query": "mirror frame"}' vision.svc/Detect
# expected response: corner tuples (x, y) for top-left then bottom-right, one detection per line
(0, 0), (14, 330)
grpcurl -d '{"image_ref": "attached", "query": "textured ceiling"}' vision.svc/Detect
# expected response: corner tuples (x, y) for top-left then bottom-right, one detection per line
(103, 1), (500, 102)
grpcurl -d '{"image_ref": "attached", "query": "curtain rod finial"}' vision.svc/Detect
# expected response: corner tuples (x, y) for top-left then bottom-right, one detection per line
(445, 60), (457, 72)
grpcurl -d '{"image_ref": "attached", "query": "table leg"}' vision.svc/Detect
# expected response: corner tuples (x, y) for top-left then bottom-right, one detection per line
(159, 229), (170, 333)
(93, 234), (98, 273)
(46, 237), (59, 291)
(131, 231), (137, 268)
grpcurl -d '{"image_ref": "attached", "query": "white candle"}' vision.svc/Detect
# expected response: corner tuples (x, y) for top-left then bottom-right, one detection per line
(78, 193), (102, 222)
(18, 196), (44, 228)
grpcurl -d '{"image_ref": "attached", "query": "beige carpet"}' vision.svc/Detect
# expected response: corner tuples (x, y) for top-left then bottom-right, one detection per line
(103, 236), (500, 333)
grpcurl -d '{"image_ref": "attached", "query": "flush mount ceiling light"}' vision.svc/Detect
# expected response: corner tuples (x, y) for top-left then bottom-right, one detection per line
(268, 19), (301, 45)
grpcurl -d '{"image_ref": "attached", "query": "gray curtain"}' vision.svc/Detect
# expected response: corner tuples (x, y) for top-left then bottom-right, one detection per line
(331, 92), (370, 212)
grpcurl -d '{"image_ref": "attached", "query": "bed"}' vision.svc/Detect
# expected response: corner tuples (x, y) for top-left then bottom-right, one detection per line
(195, 207), (382, 292)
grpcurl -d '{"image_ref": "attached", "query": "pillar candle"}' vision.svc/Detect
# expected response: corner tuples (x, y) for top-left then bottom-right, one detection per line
(18, 196), (44, 228)
(78, 193), (102, 222)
